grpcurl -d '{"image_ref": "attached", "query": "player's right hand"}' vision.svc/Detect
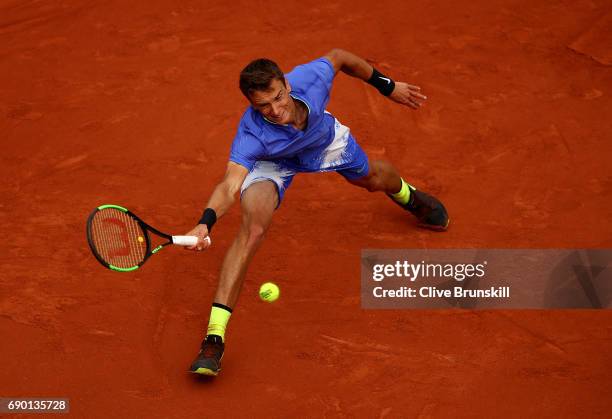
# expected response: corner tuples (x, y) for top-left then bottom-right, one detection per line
(184, 224), (211, 251)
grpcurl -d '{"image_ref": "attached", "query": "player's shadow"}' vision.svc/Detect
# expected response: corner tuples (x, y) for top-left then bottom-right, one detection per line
(189, 372), (217, 385)
(389, 209), (419, 229)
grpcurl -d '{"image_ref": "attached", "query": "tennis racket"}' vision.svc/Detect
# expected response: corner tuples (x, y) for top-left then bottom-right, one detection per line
(86, 204), (211, 272)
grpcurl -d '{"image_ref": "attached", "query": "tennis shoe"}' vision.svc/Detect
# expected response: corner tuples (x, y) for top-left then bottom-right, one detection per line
(391, 186), (449, 231)
(189, 334), (224, 376)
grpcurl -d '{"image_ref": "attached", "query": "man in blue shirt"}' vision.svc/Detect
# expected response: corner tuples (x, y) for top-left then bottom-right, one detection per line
(186, 49), (449, 376)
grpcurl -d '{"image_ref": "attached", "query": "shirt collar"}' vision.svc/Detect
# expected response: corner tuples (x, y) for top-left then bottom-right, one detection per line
(260, 93), (310, 127)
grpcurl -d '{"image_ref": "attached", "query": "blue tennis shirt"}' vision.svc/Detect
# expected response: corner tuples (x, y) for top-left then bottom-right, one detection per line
(229, 57), (341, 172)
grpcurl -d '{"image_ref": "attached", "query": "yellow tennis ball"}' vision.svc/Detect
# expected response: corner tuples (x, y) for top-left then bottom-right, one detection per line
(259, 282), (280, 303)
(137, 236), (144, 243)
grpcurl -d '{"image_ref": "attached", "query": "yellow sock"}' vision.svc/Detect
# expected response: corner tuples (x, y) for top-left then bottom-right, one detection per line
(207, 303), (232, 341)
(391, 178), (412, 205)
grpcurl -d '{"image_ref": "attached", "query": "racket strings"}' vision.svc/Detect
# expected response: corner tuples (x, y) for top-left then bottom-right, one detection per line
(90, 208), (147, 268)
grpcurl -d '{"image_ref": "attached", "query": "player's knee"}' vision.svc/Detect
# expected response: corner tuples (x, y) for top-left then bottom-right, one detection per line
(245, 223), (267, 248)
(365, 180), (379, 192)
(350, 174), (380, 192)
(365, 175), (385, 192)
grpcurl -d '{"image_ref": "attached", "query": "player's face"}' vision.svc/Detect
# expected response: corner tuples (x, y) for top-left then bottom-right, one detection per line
(249, 78), (294, 124)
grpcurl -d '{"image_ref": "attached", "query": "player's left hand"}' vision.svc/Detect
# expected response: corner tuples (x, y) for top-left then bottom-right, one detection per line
(389, 82), (427, 109)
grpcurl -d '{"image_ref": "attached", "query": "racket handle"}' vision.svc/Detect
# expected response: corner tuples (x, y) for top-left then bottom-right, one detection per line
(172, 235), (212, 247)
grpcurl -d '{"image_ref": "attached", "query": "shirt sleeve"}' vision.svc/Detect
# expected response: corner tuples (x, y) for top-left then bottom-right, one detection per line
(287, 57), (336, 110)
(309, 57), (335, 97)
(229, 120), (265, 171)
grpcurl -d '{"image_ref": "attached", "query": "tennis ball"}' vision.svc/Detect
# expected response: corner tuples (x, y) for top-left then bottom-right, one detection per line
(137, 236), (144, 243)
(259, 282), (280, 303)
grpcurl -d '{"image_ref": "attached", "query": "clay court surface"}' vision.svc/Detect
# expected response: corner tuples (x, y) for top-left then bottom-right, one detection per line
(1, 0), (611, 417)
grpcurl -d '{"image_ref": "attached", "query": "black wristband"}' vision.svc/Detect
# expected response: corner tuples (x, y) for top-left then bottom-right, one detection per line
(367, 68), (395, 96)
(198, 208), (217, 232)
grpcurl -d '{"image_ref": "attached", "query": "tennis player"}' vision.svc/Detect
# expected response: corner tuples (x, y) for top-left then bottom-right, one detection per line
(186, 49), (449, 376)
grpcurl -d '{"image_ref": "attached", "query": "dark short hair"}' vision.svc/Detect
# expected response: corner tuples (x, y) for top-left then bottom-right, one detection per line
(239, 58), (285, 98)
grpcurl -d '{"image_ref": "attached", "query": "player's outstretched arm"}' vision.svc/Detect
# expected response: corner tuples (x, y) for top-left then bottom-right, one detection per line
(185, 162), (249, 251)
(324, 48), (427, 109)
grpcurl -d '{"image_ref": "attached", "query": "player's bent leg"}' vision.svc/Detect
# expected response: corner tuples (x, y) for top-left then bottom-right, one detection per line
(347, 159), (450, 231)
(346, 159), (402, 193)
(190, 181), (278, 376)
(214, 180), (278, 308)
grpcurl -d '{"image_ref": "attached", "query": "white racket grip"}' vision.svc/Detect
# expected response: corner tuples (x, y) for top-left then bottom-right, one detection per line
(172, 235), (211, 247)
